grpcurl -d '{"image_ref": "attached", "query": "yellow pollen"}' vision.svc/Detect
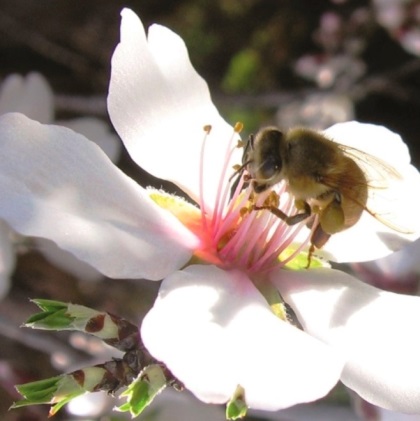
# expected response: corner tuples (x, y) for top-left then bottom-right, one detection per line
(234, 121), (244, 133)
(248, 190), (256, 204)
(312, 204), (321, 214)
(294, 199), (307, 211)
(203, 124), (212, 133)
(239, 207), (250, 218)
(263, 191), (280, 208)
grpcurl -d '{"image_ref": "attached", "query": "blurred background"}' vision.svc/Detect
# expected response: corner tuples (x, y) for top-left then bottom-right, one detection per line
(0, 0), (419, 420)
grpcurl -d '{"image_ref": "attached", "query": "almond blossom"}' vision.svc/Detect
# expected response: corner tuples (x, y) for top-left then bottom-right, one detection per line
(1, 8), (420, 415)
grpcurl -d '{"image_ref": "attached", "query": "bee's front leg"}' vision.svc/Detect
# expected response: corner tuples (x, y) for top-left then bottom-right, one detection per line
(253, 200), (311, 226)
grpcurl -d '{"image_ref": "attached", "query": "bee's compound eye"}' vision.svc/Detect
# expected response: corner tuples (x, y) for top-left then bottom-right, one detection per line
(259, 156), (281, 179)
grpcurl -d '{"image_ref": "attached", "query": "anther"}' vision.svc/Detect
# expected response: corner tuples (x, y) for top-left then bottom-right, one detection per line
(203, 124), (212, 134)
(234, 122), (244, 133)
(236, 139), (246, 149)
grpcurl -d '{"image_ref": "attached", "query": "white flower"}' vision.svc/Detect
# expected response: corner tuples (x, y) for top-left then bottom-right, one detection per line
(0, 8), (420, 414)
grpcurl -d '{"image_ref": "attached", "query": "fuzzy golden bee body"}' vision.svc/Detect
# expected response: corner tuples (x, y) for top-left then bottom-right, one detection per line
(240, 126), (399, 261)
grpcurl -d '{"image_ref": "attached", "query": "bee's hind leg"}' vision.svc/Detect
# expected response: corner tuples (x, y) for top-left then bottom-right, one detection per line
(307, 224), (331, 268)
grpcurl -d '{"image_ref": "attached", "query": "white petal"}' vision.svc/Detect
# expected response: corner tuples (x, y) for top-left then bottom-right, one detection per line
(0, 113), (199, 280)
(141, 264), (343, 410)
(275, 268), (420, 413)
(0, 221), (15, 299)
(108, 9), (240, 207)
(315, 122), (420, 262)
(0, 73), (53, 123)
(58, 117), (121, 163)
(324, 121), (411, 166)
(356, 237), (420, 280)
(35, 238), (103, 282)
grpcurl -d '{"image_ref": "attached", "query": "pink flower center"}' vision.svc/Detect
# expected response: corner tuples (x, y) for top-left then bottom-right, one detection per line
(193, 123), (311, 274)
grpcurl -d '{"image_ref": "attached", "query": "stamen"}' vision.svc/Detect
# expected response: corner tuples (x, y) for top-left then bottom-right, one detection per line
(213, 175), (248, 244)
(246, 184), (311, 272)
(255, 222), (303, 272)
(199, 125), (212, 232)
(219, 201), (256, 262)
(280, 215), (319, 267)
(260, 195), (308, 269)
(211, 127), (243, 229)
(235, 213), (266, 267)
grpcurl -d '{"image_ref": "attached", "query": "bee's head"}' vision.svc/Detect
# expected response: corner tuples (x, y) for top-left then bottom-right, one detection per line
(244, 127), (285, 193)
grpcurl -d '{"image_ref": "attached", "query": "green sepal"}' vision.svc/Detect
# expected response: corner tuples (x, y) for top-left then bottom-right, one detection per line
(117, 364), (167, 417)
(23, 300), (119, 341)
(11, 374), (85, 416)
(24, 299), (75, 330)
(30, 298), (68, 312)
(12, 376), (62, 406)
(226, 385), (247, 420)
(25, 308), (74, 329)
(12, 367), (108, 416)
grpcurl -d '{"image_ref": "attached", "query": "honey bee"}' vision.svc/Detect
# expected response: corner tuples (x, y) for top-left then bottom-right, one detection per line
(236, 126), (404, 265)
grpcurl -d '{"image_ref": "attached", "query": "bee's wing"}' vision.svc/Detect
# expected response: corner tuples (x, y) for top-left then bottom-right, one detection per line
(338, 143), (402, 188)
(318, 122), (420, 254)
(324, 144), (413, 234)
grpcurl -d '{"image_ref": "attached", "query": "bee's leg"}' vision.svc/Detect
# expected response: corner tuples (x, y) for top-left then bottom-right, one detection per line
(319, 194), (345, 234)
(307, 224), (331, 268)
(253, 201), (311, 225)
(310, 223), (331, 249)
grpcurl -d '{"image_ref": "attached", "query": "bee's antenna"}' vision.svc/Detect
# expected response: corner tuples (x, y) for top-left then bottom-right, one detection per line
(228, 159), (252, 183)
(229, 160), (252, 199)
(229, 133), (255, 199)
(249, 133), (255, 149)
